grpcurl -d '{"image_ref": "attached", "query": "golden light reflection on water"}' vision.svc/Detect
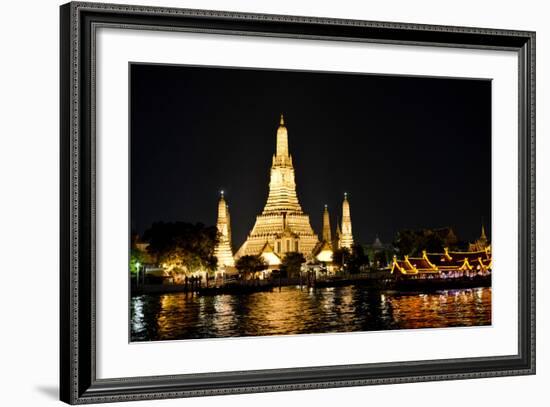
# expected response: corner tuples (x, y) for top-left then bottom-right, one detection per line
(131, 287), (491, 341)
(386, 288), (491, 329)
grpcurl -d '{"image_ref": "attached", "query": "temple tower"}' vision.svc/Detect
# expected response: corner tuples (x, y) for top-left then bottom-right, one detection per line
(334, 216), (342, 249)
(468, 223), (490, 252)
(314, 204), (335, 265)
(322, 205), (332, 242)
(340, 193), (354, 249)
(236, 114), (318, 262)
(262, 114), (302, 213)
(226, 204), (232, 248)
(480, 224), (487, 244)
(214, 191), (235, 269)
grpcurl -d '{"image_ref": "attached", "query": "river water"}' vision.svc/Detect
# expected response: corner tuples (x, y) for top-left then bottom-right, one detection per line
(130, 286), (491, 341)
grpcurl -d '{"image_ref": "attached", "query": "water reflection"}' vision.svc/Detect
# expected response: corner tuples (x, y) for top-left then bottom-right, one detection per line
(131, 286), (491, 341)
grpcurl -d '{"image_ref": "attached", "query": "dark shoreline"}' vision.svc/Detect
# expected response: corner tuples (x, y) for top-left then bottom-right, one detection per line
(131, 275), (491, 296)
(314, 275), (491, 292)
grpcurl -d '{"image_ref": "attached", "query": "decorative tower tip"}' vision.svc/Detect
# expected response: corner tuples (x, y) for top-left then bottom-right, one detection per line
(280, 113), (285, 126)
(340, 192), (354, 249)
(322, 204), (332, 242)
(214, 192), (235, 269)
(481, 223), (487, 240)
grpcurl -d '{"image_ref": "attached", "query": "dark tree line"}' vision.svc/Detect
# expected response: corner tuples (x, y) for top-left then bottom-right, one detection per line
(332, 244), (370, 273)
(141, 221), (219, 276)
(392, 228), (466, 257)
(235, 252), (306, 280)
(235, 255), (267, 280)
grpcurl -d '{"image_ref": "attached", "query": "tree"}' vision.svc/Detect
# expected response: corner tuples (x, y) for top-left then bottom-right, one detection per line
(332, 247), (351, 271)
(393, 230), (416, 256)
(281, 252), (306, 279)
(372, 250), (391, 268)
(235, 255), (267, 281)
(393, 229), (445, 257)
(424, 233), (444, 253)
(332, 246), (369, 273)
(347, 244), (370, 273)
(129, 247), (146, 275)
(142, 222), (219, 280)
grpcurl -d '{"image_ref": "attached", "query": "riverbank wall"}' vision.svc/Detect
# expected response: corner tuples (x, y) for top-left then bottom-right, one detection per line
(131, 274), (491, 296)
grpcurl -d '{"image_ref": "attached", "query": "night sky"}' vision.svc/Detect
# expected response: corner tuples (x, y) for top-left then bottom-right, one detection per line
(130, 63), (491, 249)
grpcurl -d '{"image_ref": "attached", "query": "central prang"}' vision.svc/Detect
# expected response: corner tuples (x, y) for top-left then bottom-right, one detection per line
(223, 114), (353, 273)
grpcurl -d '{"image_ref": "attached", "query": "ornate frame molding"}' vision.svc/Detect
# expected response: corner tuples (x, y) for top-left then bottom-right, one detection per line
(60, 2), (535, 404)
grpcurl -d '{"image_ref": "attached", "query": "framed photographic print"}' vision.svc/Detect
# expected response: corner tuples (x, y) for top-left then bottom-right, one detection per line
(60, 1), (536, 404)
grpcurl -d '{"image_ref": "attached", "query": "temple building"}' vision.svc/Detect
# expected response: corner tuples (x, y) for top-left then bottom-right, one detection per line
(259, 242), (282, 272)
(365, 236), (393, 267)
(334, 216), (342, 249)
(391, 247), (492, 279)
(469, 224), (490, 252)
(322, 205), (332, 242)
(313, 198), (357, 271)
(213, 191), (235, 275)
(235, 115), (319, 263)
(339, 193), (354, 249)
(315, 205), (335, 264)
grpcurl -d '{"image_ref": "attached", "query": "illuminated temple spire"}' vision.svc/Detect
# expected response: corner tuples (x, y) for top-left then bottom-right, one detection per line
(236, 115), (318, 261)
(340, 193), (354, 249)
(214, 190), (235, 269)
(276, 113), (289, 158)
(258, 114), (301, 213)
(468, 222), (490, 252)
(480, 223), (487, 242)
(322, 205), (332, 242)
(334, 215), (342, 249)
(226, 203), (232, 248)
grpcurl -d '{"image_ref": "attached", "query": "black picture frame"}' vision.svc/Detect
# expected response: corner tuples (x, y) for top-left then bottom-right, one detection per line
(60, 2), (536, 404)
